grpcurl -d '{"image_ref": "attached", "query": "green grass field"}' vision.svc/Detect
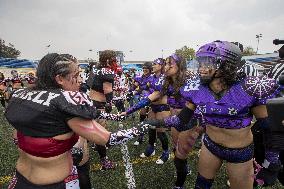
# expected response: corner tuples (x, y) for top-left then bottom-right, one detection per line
(0, 108), (283, 189)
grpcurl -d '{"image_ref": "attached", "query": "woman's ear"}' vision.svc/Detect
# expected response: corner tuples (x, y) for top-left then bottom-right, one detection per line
(55, 75), (64, 86)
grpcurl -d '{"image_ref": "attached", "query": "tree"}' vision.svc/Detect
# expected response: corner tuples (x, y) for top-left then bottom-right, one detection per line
(175, 46), (195, 61)
(0, 38), (21, 58)
(242, 46), (257, 56)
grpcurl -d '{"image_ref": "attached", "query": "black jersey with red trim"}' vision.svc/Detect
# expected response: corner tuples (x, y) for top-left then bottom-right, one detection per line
(5, 88), (99, 137)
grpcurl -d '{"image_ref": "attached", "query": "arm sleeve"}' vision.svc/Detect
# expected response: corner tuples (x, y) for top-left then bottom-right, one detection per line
(163, 106), (195, 131)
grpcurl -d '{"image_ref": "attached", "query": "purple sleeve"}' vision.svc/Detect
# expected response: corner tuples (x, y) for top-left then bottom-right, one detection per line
(153, 76), (164, 91)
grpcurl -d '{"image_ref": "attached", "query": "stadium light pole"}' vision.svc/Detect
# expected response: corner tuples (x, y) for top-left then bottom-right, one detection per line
(256, 34), (263, 54)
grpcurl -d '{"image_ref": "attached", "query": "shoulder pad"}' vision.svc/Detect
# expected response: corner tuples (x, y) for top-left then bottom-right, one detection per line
(61, 90), (93, 106)
(153, 75), (165, 91)
(92, 68), (114, 82)
(183, 76), (201, 91)
(180, 76), (201, 101)
(242, 76), (280, 100)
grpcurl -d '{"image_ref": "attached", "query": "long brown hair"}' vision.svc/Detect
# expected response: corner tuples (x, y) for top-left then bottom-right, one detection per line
(161, 54), (187, 99)
(98, 50), (117, 68)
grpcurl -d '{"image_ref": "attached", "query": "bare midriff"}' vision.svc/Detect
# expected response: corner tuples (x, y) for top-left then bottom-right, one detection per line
(16, 132), (75, 185)
(206, 124), (253, 148)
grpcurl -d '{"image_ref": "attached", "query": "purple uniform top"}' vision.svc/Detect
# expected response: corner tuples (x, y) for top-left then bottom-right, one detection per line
(134, 74), (153, 98)
(149, 73), (163, 93)
(154, 75), (186, 109)
(180, 75), (280, 129)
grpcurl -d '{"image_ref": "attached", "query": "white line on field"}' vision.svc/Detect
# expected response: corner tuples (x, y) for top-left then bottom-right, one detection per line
(119, 122), (136, 189)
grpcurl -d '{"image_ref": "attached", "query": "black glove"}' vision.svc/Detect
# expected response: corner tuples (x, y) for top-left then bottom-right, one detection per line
(256, 159), (282, 186)
(105, 103), (112, 113)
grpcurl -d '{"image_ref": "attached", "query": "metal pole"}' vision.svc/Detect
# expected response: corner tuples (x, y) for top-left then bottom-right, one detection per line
(256, 37), (260, 54)
(256, 34), (262, 54)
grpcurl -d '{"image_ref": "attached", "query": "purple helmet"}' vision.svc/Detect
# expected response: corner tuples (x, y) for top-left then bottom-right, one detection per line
(166, 54), (182, 64)
(153, 58), (165, 65)
(196, 40), (243, 84)
(196, 40), (242, 69)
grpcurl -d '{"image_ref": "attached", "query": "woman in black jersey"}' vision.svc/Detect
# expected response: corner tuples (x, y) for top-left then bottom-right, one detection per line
(5, 53), (149, 189)
(87, 50), (117, 170)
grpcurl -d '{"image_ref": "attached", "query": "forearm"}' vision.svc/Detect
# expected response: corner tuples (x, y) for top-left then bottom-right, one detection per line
(256, 117), (281, 163)
(69, 118), (148, 147)
(68, 118), (110, 145)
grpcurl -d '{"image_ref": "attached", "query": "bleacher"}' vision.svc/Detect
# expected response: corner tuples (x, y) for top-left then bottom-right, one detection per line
(0, 57), (37, 68)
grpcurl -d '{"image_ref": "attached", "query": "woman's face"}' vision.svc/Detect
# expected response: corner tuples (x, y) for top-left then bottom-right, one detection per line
(60, 62), (81, 91)
(152, 63), (162, 73)
(142, 68), (151, 75)
(197, 57), (218, 80)
(164, 57), (178, 76)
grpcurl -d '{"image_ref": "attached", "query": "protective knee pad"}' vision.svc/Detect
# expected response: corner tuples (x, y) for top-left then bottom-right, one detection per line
(77, 161), (92, 189)
(174, 157), (188, 187)
(96, 145), (107, 159)
(157, 132), (169, 151)
(195, 173), (214, 189)
(139, 114), (147, 122)
(148, 128), (157, 145)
